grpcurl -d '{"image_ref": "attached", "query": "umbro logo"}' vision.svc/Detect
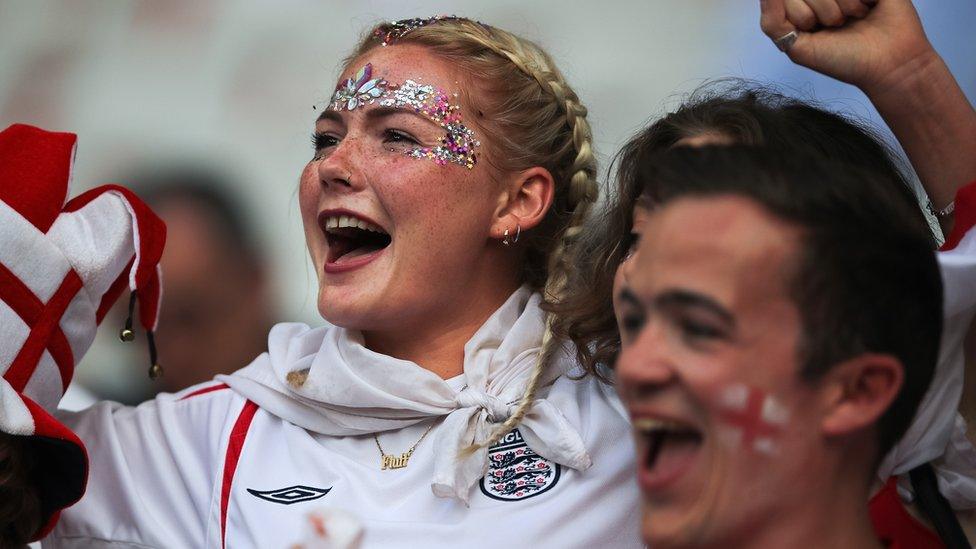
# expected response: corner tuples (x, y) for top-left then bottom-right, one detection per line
(247, 485), (332, 505)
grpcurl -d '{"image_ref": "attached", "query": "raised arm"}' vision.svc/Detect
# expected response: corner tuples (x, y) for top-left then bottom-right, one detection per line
(759, 0), (976, 235)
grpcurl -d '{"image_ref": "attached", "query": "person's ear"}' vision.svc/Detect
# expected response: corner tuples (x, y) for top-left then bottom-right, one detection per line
(819, 353), (904, 438)
(491, 167), (555, 241)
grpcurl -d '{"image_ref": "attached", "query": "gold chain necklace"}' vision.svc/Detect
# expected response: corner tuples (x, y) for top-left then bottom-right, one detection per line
(373, 422), (436, 470)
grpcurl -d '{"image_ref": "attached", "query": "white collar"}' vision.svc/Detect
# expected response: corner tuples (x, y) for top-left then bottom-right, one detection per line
(220, 286), (591, 503)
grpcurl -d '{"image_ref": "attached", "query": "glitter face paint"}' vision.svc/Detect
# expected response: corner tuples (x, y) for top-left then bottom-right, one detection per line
(327, 63), (480, 169)
(329, 63), (386, 111)
(372, 16), (466, 47)
(371, 15), (490, 47)
(716, 383), (789, 456)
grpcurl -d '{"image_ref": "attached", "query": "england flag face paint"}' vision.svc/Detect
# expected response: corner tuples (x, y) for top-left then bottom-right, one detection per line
(716, 384), (790, 456)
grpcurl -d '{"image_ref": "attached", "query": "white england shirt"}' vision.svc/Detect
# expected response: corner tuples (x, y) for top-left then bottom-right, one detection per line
(45, 371), (642, 548)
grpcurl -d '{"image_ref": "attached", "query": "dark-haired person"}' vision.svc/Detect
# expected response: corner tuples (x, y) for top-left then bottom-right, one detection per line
(551, 0), (975, 544)
(616, 144), (944, 548)
(754, 10), (976, 526)
(553, 1), (976, 542)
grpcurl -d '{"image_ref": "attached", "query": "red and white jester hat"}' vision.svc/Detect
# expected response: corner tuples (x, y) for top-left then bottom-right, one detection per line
(0, 124), (166, 538)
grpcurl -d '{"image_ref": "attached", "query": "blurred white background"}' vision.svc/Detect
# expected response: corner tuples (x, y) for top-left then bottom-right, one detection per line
(0, 0), (971, 399)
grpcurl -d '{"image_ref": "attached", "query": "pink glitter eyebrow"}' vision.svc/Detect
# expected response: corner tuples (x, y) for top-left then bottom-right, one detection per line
(326, 63), (480, 169)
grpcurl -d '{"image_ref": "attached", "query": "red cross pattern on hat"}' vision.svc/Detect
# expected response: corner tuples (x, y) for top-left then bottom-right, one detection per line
(717, 383), (790, 456)
(0, 123), (166, 540)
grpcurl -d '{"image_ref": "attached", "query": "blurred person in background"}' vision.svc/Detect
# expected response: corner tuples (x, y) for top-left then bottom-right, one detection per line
(132, 168), (279, 393)
(68, 168), (280, 404)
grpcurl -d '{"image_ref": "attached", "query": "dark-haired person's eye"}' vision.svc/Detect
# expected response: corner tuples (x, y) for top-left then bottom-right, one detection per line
(679, 318), (725, 346)
(621, 311), (646, 339)
(622, 232), (640, 261)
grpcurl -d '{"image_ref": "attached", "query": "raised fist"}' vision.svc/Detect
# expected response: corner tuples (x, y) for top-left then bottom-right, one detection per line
(760, 0), (936, 93)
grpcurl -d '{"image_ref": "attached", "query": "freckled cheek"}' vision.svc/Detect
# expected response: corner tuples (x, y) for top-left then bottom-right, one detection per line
(387, 170), (490, 256)
(298, 165), (320, 214)
(298, 161), (316, 189)
(297, 165), (326, 258)
(386, 166), (482, 215)
(386, 187), (455, 248)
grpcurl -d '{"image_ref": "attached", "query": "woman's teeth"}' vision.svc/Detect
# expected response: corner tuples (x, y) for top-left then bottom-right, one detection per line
(323, 214), (385, 234)
(321, 213), (393, 264)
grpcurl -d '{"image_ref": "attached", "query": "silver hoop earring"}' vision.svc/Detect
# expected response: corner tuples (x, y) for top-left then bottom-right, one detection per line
(502, 225), (521, 246)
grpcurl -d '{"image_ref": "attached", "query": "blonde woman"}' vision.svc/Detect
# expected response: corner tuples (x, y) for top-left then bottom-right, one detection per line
(2, 17), (641, 549)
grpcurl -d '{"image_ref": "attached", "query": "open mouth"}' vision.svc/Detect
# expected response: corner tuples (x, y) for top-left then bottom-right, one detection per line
(634, 417), (703, 490)
(320, 213), (392, 265)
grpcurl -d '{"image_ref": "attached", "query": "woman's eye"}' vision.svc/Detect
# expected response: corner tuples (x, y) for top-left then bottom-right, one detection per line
(383, 129), (419, 145)
(311, 132), (339, 155)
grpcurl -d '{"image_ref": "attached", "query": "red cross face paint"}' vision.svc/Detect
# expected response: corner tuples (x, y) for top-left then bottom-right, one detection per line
(616, 196), (831, 547)
(716, 383), (790, 456)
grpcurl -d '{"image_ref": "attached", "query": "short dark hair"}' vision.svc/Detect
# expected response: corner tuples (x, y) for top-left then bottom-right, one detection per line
(548, 82), (934, 382)
(633, 83), (928, 241)
(641, 145), (943, 458)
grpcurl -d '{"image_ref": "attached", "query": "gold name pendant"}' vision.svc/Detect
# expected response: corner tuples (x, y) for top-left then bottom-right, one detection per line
(374, 422), (435, 470)
(381, 451), (413, 470)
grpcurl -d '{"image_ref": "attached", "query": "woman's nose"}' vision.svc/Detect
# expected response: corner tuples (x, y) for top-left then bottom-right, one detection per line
(316, 138), (366, 192)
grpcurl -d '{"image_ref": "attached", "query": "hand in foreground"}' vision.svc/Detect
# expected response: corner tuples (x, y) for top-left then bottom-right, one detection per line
(760, 0), (937, 94)
(288, 509), (364, 549)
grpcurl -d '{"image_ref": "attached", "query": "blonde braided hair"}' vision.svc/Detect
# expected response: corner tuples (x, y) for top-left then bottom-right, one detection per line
(347, 18), (599, 452)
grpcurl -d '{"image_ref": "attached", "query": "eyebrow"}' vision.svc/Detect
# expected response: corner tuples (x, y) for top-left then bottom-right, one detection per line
(618, 286), (736, 327)
(316, 105), (433, 124)
(656, 290), (735, 327)
(618, 287), (642, 309)
(316, 109), (342, 123)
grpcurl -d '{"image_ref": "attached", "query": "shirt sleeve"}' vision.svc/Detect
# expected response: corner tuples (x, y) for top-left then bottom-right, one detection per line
(42, 384), (246, 548)
(878, 179), (976, 508)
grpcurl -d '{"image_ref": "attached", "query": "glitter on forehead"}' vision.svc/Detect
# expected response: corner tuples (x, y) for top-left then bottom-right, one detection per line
(325, 63), (480, 169)
(373, 15), (468, 46)
(329, 63), (389, 111)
